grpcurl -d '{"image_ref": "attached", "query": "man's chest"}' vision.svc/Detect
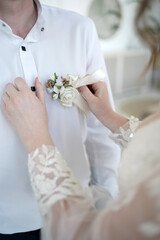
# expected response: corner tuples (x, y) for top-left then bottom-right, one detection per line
(0, 34), (87, 89)
(0, 33), (87, 147)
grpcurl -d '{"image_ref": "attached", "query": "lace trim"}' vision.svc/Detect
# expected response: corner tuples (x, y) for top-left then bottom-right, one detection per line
(28, 116), (140, 215)
(28, 145), (83, 215)
(26, 118), (160, 240)
(110, 116), (140, 148)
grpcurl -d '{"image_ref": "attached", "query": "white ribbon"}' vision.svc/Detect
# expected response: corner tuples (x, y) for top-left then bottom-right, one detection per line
(71, 68), (106, 117)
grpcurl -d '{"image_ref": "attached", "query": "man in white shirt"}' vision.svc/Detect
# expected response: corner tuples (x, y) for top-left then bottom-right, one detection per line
(0, 0), (120, 239)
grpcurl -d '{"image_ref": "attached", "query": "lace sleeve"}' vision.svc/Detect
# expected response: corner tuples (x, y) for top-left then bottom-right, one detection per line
(28, 145), (97, 240)
(28, 145), (84, 216)
(28, 141), (160, 240)
(110, 116), (140, 148)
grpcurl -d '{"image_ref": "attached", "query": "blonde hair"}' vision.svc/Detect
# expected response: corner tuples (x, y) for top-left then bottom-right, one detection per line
(135, 0), (160, 80)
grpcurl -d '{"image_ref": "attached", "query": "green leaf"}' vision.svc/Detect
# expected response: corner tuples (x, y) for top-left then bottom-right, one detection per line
(54, 73), (58, 80)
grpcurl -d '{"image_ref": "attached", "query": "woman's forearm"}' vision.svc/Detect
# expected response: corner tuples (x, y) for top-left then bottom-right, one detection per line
(101, 110), (129, 132)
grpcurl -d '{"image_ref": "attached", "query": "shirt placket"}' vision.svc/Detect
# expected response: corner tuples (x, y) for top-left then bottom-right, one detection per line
(19, 41), (38, 88)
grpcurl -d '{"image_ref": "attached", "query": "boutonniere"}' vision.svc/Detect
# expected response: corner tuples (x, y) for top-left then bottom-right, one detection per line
(46, 73), (79, 107)
(46, 69), (106, 117)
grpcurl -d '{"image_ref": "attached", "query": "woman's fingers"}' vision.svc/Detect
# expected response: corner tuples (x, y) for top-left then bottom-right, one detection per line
(78, 85), (95, 103)
(2, 77), (52, 153)
(78, 81), (106, 102)
(1, 101), (7, 118)
(2, 92), (13, 119)
(35, 77), (45, 104)
(5, 83), (18, 97)
(14, 77), (29, 91)
(2, 92), (10, 105)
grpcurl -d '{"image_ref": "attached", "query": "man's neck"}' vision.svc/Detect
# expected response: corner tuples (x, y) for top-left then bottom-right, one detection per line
(0, 0), (38, 39)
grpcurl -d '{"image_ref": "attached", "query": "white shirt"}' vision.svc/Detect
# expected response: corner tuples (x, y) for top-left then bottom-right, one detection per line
(0, 0), (120, 234)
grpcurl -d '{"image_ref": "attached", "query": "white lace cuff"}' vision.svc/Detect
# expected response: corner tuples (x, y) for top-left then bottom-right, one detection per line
(110, 116), (140, 148)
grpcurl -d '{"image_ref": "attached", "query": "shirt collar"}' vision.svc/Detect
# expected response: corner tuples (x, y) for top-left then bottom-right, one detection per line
(0, 0), (46, 42)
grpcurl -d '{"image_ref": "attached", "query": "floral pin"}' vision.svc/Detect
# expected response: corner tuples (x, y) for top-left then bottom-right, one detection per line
(46, 69), (106, 116)
(46, 73), (79, 107)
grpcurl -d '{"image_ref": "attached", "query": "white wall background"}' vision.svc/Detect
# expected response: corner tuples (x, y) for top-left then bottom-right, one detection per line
(40, 0), (151, 93)
(40, 0), (145, 53)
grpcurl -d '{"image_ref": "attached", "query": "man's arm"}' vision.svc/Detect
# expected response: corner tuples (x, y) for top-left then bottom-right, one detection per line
(84, 18), (121, 204)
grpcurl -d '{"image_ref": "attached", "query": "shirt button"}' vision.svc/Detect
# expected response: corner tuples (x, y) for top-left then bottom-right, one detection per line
(31, 86), (36, 92)
(21, 46), (26, 51)
(41, 27), (44, 32)
(2, 23), (6, 27)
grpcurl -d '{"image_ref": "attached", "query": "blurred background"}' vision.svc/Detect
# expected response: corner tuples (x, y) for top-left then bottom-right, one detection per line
(41, 0), (160, 119)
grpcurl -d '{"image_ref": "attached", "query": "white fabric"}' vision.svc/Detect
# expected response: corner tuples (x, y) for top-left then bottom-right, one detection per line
(0, 0), (120, 234)
(110, 116), (140, 148)
(28, 117), (160, 240)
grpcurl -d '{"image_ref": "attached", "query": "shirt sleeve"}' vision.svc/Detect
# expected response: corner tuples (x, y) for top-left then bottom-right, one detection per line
(84, 18), (121, 201)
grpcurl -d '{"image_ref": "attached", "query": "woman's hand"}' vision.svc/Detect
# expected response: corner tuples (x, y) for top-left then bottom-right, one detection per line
(2, 77), (53, 153)
(78, 81), (128, 132)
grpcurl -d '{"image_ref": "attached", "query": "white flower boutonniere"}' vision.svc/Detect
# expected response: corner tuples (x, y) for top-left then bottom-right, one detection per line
(46, 73), (78, 107)
(46, 69), (106, 116)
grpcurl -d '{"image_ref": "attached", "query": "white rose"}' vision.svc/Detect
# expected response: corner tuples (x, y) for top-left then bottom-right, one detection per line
(66, 74), (79, 85)
(60, 87), (77, 107)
